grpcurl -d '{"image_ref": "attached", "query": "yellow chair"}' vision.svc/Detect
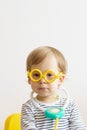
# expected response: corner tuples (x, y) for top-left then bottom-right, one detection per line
(4, 113), (21, 130)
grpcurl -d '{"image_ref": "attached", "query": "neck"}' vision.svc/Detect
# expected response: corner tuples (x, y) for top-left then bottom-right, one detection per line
(36, 95), (59, 103)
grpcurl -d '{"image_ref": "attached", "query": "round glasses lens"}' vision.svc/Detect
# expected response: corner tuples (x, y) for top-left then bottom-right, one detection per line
(31, 70), (41, 80)
(45, 71), (55, 81)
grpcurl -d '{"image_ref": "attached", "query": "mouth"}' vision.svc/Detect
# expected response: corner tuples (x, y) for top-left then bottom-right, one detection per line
(39, 86), (48, 90)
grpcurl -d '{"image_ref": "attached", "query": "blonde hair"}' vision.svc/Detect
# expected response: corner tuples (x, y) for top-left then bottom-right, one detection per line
(26, 46), (68, 74)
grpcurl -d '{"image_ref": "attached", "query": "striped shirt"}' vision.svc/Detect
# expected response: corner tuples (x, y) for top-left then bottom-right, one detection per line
(21, 98), (87, 130)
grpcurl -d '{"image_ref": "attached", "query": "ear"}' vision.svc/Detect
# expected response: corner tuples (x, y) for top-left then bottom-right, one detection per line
(28, 78), (31, 84)
(58, 75), (65, 86)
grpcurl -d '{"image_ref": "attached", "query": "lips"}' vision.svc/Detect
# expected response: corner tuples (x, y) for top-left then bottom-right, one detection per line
(39, 86), (47, 90)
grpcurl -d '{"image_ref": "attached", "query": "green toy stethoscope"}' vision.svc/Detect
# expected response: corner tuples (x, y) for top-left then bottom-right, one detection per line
(27, 69), (69, 130)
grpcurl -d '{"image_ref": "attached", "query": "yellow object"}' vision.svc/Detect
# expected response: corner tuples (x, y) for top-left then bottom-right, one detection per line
(4, 113), (59, 130)
(27, 69), (63, 83)
(54, 118), (59, 130)
(4, 113), (21, 130)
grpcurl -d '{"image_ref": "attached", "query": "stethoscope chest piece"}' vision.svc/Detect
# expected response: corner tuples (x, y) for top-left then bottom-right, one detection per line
(45, 107), (65, 119)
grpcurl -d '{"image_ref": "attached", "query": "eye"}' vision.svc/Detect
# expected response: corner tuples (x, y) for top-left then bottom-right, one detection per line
(47, 73), (54, 77)
(45, 71), (55, 80)
(32, 73), (40, 77)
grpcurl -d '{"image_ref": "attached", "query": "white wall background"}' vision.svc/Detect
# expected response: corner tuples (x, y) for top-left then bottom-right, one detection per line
(0, 0), (87, 129)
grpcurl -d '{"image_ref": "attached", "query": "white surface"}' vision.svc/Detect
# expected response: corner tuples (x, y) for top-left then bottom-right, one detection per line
(0, 0), (87, 129)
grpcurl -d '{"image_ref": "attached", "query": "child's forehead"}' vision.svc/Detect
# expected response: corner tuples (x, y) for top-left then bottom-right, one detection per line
(31, 54), (58, 69)
(33, 57), (57, 66)
(31, 64), (59, 73)
(30, 68), (59, 73)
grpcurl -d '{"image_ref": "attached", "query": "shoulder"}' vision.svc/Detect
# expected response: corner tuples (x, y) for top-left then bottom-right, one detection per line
(22, 99), (32, 106)
(60, 97), (79, 110)
(21, 98), (36, 111)
(68, 98), (79, 108)
(63, 98), (80, 115)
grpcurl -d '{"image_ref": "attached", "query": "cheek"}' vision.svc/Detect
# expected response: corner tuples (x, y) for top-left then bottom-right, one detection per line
(28, 79), (36, 86)
(51, 80), (59, 86)
(30, 82), (38, 90)
(49, 82), (58, 90)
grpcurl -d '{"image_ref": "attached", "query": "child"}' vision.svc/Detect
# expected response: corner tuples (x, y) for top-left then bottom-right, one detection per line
(21, 46), (87, 130)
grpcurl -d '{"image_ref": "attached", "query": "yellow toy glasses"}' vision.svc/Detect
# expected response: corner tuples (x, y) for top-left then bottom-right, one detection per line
(27, 69), (63, 83)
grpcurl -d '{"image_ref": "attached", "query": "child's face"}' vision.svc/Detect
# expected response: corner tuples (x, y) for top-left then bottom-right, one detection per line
(28, 54), (65, 100)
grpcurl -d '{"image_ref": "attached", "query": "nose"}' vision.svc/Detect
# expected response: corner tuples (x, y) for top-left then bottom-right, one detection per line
(39, 77), (46, 84)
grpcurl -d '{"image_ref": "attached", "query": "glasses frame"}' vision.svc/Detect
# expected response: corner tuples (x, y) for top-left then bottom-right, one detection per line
(27, 69), (63, 83)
